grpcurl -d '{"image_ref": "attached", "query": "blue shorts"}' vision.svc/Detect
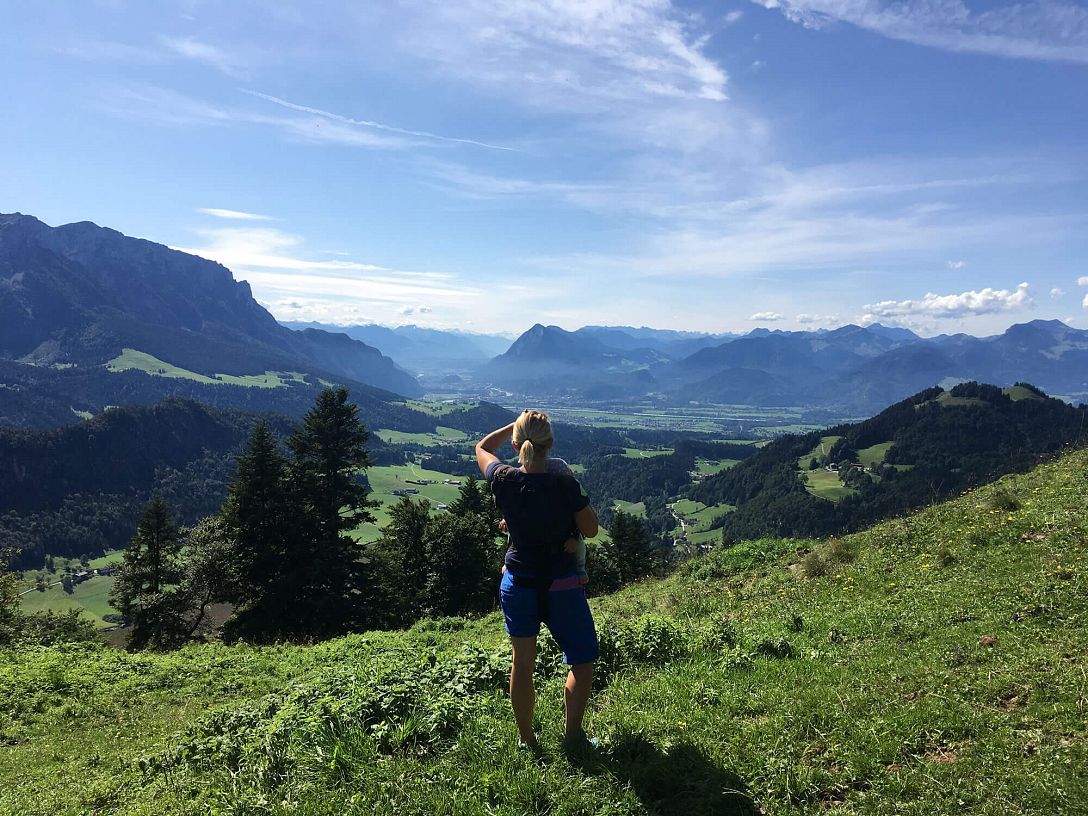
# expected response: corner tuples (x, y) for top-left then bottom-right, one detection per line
(499, 571), (599, 665)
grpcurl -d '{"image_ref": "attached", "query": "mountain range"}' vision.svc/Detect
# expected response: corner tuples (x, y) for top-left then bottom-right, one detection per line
(3, 211), (1087, 420)
(0, 213), (421, 396)
(483, 320), (1088, 411)
(281, 321), (511, 375)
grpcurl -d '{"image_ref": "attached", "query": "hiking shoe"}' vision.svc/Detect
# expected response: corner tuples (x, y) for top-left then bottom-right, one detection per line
(562, 731), (601, 755)
(517, 735), (543, 755)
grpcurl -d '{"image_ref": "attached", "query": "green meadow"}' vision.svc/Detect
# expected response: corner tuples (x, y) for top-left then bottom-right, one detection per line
(106, 348), (309, 389)
(4, 448), (1086, 814)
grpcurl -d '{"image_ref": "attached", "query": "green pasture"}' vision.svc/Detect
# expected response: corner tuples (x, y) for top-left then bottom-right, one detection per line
(352, 463), (470, 543)
(375, 426), (469, 445)
(18, 573), (118, 628)
(611, 500), (646, 517)
(694, 458), (739, 475)
(106, 348), (307, 389)
(857, 441), (894, 467)
(803, 467), (858, 502)
(397, 399), (479, 416)
(622, 448), (673, 459)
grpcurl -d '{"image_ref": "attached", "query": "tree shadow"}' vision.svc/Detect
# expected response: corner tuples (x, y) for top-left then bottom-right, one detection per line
(569, 732), (760, 816)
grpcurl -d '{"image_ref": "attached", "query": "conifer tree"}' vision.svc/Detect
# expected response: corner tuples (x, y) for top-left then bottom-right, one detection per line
(368, 497), (431, 626)
(423, 513), (498, 617)
(286, 388), (376, 637)
(220, 421), (295, 641)
(447, 475), (498, 525)
(109, 497), (187, 650)
(607, 509), (662, 584)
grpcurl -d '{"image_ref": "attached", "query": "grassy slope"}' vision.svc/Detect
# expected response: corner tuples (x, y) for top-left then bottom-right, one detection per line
(106, 348), (307, 389)
(3, 449), (1087, 815)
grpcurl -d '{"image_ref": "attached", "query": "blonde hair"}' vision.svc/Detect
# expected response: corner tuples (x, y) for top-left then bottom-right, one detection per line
(512, 409), (553, 467)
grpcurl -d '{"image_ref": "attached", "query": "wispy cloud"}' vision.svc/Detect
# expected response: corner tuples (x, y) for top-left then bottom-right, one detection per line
(172, 225), (480, 325)
(196, 207), (273, 221)
(99, 85), (420, 150)
(1078, 276), (1088, 286)
(1051, 287), (1066, 298)
(159, 36), (249, 78)
(401, 0), (730, 104)
(750, 311), (785, 321)
(861, 282), (1033, 323)
(946, 259), (967, 270)
(241, 90), (516, 152)
(796, 313), (839, 324)
(754, 0), (1088, 64)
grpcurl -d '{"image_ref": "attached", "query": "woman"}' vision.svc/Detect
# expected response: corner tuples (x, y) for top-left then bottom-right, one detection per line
(476, 410), (600, 751)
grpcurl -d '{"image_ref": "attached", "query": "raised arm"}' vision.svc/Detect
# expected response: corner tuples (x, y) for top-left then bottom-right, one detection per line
(574, 504), (598, 538)
(475, 421), (516, 476)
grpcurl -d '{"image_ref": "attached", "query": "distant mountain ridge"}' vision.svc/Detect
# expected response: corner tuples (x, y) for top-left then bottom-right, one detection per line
(281, 321), (511, 374)
(0, 213), (421, 396)
(485, 319), (1088, 411)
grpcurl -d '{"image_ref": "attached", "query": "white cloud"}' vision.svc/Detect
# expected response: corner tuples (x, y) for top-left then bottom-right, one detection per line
(861, 282), (1033, 322)
(754, 0), (1088, 64)
(403, 0), (730, 104)
(796, 313), (839, 324)
(171, 226), (479, 326)
(159, 36), (249, 77)
(1050, 287), (1065, 298)
(724, 10), (745, 25)
(196, 208), (273, 221)
(1084, 294), (1088, 309)
(946, 259), (967, 269)
(241, 90), (515, 152)
(100, 85), (416, 150)
(750, 311), (785, 321)
(1078, 276), (1088, 286)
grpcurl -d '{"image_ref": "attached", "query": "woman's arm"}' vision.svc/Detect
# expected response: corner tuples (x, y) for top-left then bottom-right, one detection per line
(574, 504), (599, 538)
(475, 422), (516, 476)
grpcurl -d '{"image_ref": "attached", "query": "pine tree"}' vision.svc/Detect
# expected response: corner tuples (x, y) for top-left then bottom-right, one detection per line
(109, 497), (187, 650)
(369, 497), (432, 626)
(423, 513), (499, 617)
(286, 388), (376, 637)
(220, 421), (296, 641)
(447, 475), (498, 525)
(608, 509), (662, 584)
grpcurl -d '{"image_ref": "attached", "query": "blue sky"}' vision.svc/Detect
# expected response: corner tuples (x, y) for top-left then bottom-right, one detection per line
(2, 0), (1086, 336)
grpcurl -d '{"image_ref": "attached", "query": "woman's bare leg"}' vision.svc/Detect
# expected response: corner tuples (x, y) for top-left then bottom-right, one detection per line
(509, 636), (538, 744)
(564, 662), (593, 738)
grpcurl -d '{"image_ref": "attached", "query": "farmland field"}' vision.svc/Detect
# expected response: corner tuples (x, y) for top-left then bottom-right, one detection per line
(18, 573), (118, 628)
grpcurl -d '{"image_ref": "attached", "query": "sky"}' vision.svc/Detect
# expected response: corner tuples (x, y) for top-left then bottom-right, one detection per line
(1, 0), (1086, 337)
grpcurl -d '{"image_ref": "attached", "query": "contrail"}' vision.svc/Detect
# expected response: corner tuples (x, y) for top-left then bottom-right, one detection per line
(241, 89), (518, 152)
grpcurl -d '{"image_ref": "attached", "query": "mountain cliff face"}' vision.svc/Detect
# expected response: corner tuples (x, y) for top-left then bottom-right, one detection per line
(0, 213), (421, 396)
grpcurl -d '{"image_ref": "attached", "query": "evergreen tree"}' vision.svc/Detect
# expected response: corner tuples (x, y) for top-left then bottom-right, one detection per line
(286, 388), (376, 637)
(220, 421), (296, 641)
(368, 497), (432, 626)
(447, 475), (498, 526)
(423, 513), (499, 617)
(109, 497), (187, 650)
(608, 510), (662, 584)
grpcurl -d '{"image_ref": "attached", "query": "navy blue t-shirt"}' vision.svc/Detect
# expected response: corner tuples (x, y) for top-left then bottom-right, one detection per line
(486, 461), (590, 579)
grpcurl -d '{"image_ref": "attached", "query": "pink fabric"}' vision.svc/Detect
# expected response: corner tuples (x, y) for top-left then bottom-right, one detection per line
(549, 575), (582, 592)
